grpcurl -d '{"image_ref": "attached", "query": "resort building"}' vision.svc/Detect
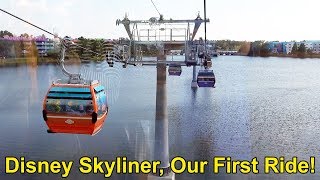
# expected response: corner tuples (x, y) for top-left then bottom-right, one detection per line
(282, 40), (320, 54)
(283, 42), (295, 54)
(34, 36), (54, 56)
(312, 41), (320, 53)
(1, 35), (55, 57)
(268, 41), (284, 54)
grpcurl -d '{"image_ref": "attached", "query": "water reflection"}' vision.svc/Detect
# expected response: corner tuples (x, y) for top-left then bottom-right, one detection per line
(0, 56), (320, 179)
(27, 57), (39, 105)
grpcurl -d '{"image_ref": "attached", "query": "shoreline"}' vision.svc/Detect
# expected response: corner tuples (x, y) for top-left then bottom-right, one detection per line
(242, 54), (320, 59)
(0, 57), (85, 67)
(1, 54), (320, 67)
(269, 54), (320, 59)
(0, 57), (56, 65)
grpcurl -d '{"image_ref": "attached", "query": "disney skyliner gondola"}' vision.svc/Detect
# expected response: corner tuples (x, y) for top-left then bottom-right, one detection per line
(42, 39), (108, 135)
(185, 39), (216, 87)
(197, 53), (215, 87)
(168, 63), (182, 76)
(196, 1), (215, 88)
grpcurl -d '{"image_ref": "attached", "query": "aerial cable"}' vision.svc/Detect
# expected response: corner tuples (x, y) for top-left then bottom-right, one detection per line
(0, 8), (55, 37)
(204, 0), (207, 53)
(150, 0), (176, 36)
(151, 0), (162, 17)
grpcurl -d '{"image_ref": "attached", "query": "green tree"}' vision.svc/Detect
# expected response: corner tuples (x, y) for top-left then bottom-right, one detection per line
(297, 43), (306, 58)
(238, 42), (251, 55)
(95, 39), (106, 60)
(20, 33), (29, 38)
(47, 49), (60, 59)
(260, 42), (271, 57)
(29, 41), (39, 58)
(291, 42), (298, 54)
(307, 48), (313, 55)
(0, 39), (11, 57)
(215, 40), (242, 51)
(15, 40), (26, 58)
(298, 43), (306, 53)
(248, 41), (264, 56)
(76, 36), (86, 57)
(0, 30), (13, 37)
(81, 40), (93, 60)
(13, 41), (22, 58)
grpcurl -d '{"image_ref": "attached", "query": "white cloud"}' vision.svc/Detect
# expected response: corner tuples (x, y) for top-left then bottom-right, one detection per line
(3, 0), (76, 37)
(14, 0), (49, 12)
(53, 0), (74, 16)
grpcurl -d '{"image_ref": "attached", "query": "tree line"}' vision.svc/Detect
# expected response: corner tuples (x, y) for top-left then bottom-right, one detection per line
(0, 31), (39, 58)
(243, 41), (312, 58)
(0, 30), (114, 60)
(211, 40), (316, 58)
(64, 36), (108, 61)
(1, 29), (317, 59)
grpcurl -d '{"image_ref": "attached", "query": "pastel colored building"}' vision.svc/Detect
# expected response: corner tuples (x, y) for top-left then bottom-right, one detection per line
(283, 42), (295, 54)
(268, 41), (284, 54)
(265, 40), (320, 54)
(34, 36), (54, 56)
(312, 41), (320, 53)
(1, 35), (54, 56)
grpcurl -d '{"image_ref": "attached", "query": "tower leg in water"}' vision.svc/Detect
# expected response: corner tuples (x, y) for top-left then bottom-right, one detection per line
(191, 65), (198, 88)
(148, 53), (174, 180)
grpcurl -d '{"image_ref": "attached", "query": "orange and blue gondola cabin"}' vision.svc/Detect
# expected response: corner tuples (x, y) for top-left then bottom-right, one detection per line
(42, 79), (108, 135)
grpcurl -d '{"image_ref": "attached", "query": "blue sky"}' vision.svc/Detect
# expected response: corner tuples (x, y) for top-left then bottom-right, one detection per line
(1, 0), (319, 41)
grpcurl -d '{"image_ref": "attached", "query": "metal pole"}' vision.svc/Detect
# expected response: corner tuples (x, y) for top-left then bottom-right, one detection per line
(154, 49), (170, 176)
(193, 65), (197, 82)
(185, 23), (189, 65)
(204, 0), (207, 53)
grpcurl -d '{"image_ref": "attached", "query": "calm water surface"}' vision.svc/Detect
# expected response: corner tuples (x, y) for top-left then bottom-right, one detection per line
(0, 56), (320, 180)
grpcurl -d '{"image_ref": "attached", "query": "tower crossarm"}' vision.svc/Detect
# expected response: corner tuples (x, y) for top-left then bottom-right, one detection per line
(117, 19), (210, 25)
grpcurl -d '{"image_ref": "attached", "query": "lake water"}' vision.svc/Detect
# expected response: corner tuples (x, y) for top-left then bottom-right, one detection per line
(0, 55), (320, 180)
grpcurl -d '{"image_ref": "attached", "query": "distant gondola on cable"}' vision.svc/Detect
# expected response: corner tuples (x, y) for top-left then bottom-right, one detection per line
(198, 51), (205, 59)
(204, 54), (212, 68)
(185, 50), (197, 66)
(42, 39), (108, 135)
(168, 64), (182, 76)
(197, 69), (215, 87)
(206, 59), (212, 68)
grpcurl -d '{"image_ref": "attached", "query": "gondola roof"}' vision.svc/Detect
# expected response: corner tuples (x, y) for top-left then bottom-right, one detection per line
(198, 70), (214, 76)
(52, 79), (99, 86)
